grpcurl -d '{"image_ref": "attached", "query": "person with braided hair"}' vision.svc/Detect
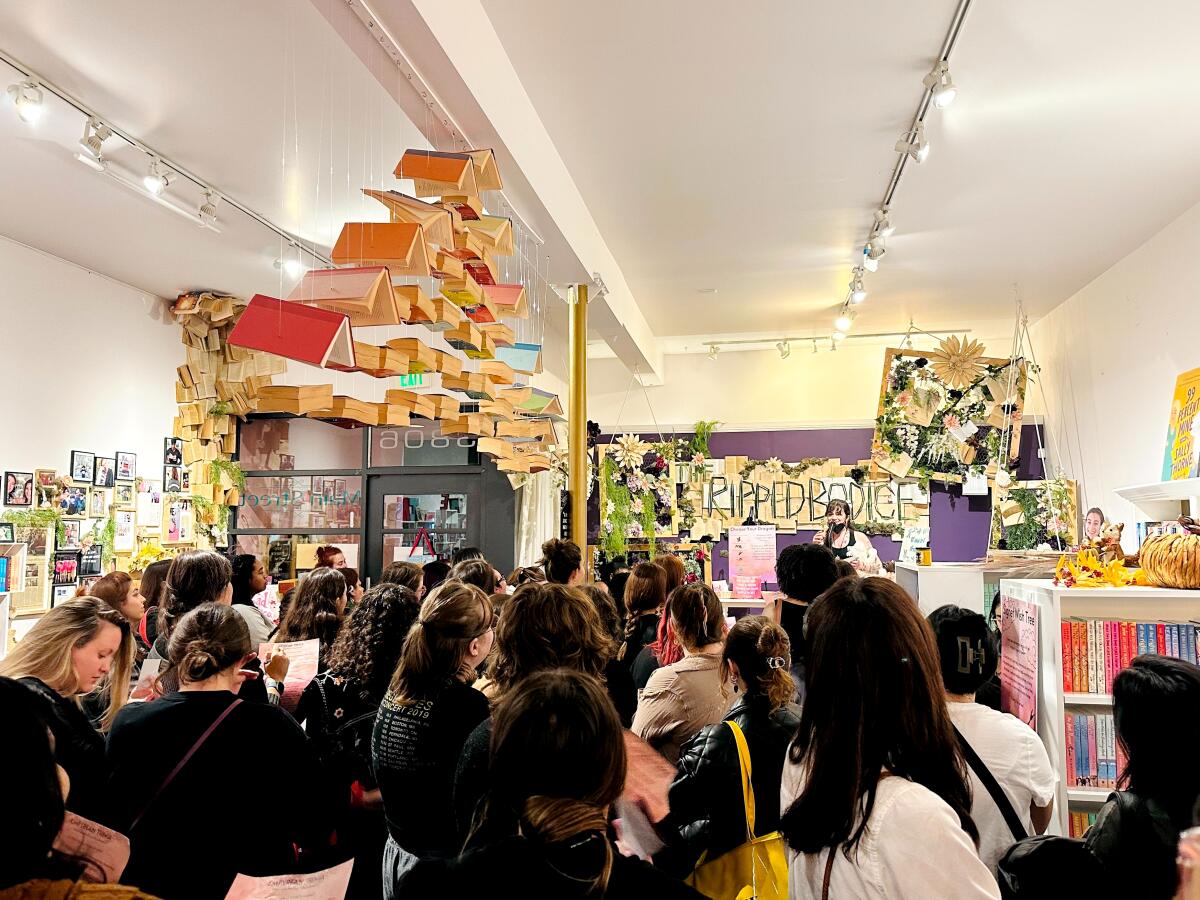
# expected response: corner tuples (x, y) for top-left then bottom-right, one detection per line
(616, 562), (668, 677)
(396, 669), (702, 898)
(105, 603), (336, 900)
(653, 615), (802, 878)
(632, 583), (730, 764)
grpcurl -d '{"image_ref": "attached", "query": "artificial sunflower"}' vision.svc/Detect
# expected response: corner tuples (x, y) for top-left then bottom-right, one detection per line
(612, 433), (648, 470)
(928, 334), (987, 388)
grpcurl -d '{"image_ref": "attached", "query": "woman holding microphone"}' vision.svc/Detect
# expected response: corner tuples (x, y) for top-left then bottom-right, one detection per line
(813, 499), (882, 574)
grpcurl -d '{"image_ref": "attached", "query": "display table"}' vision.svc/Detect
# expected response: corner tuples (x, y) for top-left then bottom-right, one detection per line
(998, 578), (1200, 835)
(896, 558), (1059, 616)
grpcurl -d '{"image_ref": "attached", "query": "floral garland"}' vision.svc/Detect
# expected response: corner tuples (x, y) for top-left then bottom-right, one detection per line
(601, 435), (675, 554)
(738, 457), (830, 479)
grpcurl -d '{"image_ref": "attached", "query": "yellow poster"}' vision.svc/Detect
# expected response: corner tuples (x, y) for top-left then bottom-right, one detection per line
(1163, 367), (1200, 480)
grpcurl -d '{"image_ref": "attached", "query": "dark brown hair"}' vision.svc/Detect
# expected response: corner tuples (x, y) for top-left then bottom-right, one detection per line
(654, 554), (686, 595)
(450, 559), (497, 596)
(487, 584), (613, 701)
(781, 577), (977, 857)
(341, 566), (360, 594)
(380, 561), (424, 594)
(618, 562), (668, 660)
(486, 669), (626, 893)
(669, 582), (726, 651)
(138, 560), (172, 617)
(315, 545), (345, 567)
(167, 602), (251, 685)
(277, 567), (347, 664)
(388, 581), (492, 704)
(326, 584), (420, 701)
(540, 538), (582, 584)
(834, 559), (858, 581)
(723, 615), (794, 709)
(508, 566), (545, 588)
(86, 572), (133, 616)
(576, 584), (622, 644)
(161, 550), (233, 639)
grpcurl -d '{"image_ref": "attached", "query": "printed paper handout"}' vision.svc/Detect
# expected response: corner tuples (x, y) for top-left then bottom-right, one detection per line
(258, 638), (320, 713)
(1000, 594), (1039, 730)
(224, 859), (353, 900)
(53, 812), (130, 884)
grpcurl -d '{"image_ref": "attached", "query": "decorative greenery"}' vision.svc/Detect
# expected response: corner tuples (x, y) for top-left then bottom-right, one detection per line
(601, 457), (632, 557)
(191, 497), (229, 546)
(688, 420), (720, 459)
(993, 476), (1075, 551)
(1002, 488), (1044, 550)
(738, 457), (830, 479)
(2, 506), (65, 543)
(209, 400), (233, 417)
(87, 517), (116, 566)
(640, 497), (658, 558)
(677, 494), (696, 532)
(208, 458), (246, 493)
(859, 520), (906, 537)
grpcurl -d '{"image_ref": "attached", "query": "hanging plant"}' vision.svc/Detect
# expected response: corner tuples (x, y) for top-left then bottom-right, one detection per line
(601, 457), (632, 557)
(208, 458), (246, 493)
(739, 457), (830, 479)
(86, 517), (116, 566)
(688, 420), (720, 459)
(2, 506), (66, 543)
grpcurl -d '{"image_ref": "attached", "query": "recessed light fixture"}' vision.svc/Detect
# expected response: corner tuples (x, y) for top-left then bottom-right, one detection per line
(7, 80), (44, 124)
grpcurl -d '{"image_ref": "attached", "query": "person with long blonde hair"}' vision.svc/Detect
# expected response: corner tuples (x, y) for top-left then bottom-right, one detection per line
(373, 580), (494, 895)
(0, 597), (135, 819)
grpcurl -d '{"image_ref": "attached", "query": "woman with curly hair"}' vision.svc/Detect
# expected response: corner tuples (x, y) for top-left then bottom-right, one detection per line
(453, 583), (616, 841)
(296, 583), (421, 899)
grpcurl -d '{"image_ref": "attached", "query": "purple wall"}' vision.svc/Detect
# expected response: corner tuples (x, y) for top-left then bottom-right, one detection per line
(600, 425), (1045, 570)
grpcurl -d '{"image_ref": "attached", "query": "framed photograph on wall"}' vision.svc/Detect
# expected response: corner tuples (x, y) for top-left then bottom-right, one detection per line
(70, 451), (95, 484)
(163, 466), (182, 493)
(4, 471), (34, 507)
(114, 483), (135, 506)
(88, 489), (108, 518)
(113, 509), (135, 553)
(35, 469), (57, 487)
(59, 485), (87, 518)
(116, 452), (137, 481)
(279, 454), (295, 471)
(61, 520), (82, 549)
(162, 497), (194, 544)
(93, 457), (116, 487)
(52, 584), (75, 604)
(0, 522), (14, 543)
(181, 467), (191, 492)
(164, 438), (183, 466)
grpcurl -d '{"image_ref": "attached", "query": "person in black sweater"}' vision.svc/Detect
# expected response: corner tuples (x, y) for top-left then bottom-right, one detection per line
(400, 669), (702, 899)
(372, 580), (494, 896)
(454, 583), (618, 840)
(763, 543), (840, 700)
(0, 597), (134, 821)
(105, 602), (336, 900)
(653, 615), (801, 877)
(616, 562), (668, 677)
(295, 583), (420, 900)
(576, 584), (637, 726)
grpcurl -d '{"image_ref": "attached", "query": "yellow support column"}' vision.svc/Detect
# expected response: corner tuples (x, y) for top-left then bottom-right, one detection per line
(568, 283), (590, 575)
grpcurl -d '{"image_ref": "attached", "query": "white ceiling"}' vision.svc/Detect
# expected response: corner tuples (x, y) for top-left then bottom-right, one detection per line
(481, 0), (1200, 340)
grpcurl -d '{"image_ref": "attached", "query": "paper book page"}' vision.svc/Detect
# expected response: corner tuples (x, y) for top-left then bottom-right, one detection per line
(258, 638), (320, 713)
(620, 731), (676, 824)
(224, 859), (353, 900)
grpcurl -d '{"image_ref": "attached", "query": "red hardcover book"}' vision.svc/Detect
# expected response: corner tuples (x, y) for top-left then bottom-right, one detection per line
(1065, 713), (1076, 787)
(1061, 621), (1073, 692)
(228, 295), (354, 369)
(1157, 622), (1166, 656)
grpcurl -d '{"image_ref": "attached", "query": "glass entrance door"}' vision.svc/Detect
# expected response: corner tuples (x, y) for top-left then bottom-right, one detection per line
(366, 474), (481, 585)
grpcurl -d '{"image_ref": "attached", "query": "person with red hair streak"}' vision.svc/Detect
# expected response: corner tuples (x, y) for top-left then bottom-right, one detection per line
(316, 545), (347, 569)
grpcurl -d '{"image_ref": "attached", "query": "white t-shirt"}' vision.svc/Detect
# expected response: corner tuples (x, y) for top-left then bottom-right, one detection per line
(948, 701), (1057, 873)
(781, 760), (1000, 900)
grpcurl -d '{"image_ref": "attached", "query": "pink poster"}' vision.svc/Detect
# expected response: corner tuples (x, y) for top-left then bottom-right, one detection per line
(729, 525), (776, 600)
(1000, 595), (1039, 730)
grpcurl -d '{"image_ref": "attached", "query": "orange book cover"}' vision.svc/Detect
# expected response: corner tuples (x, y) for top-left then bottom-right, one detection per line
(396, 149), (479, 197)
(331, 223), (431, 276)
(484, 283), (529, 319)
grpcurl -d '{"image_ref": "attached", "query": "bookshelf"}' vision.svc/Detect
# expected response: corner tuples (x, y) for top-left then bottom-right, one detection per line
(998, 578), (1200, 836)
(0, 542), (28, 660)
(1114, 477), (1200, 520)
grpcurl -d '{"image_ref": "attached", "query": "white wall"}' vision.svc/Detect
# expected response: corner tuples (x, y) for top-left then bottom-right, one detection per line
(1030, 198), (1200, 528)
(0, 237), (179, 480)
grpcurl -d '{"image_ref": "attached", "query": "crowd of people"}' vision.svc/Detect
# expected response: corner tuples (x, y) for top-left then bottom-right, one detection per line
(2, 535), (1200, 900)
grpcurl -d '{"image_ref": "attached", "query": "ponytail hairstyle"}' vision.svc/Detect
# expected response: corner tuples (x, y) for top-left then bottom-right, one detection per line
(484, 669), (626, 894)
(669, 582), (726, 652)
(723, 615), (795, 709)
(388, 580), (493, 704)
(450, 559), (497, 596)
(166, 603), (251, 686)
(0, 597), (135, 730)
(161, 550), (233, 640)
(541, 538), (583, 584)
(617, 561), (668, 661)
(277, 567), (347, 663)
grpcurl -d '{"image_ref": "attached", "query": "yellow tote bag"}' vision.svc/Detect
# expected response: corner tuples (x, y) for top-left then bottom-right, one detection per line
(686, 721), (788, 900)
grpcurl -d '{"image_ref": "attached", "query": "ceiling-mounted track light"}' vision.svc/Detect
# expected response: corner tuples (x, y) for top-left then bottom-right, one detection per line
(198, 191), (220, 228)
(872, 207), (895, 239)
(143, 158), (173, 196)
(849, 266), (867, 304)
(707, 344), (720, 360)
(862, 237), (886, 272)
(75, 117), (112, 171)
(777, 341), (791, 360)
(834, 312), (854, 333)
(894, 122), (930, 164)
(7, 80), (44, 124)
(274, 257), (306, 279)
(923, 61), (958, 108)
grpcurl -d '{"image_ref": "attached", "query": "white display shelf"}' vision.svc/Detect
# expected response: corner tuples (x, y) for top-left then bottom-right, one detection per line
(1064, 692), (1112, 706)
(1115, 478), (1200, 519)
(0, 543), (28, 594)
(998, 578), (1200, 837)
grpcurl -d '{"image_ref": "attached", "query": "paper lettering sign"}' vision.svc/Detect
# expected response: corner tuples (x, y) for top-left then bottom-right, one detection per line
(999, 593), (1039, 731)
(1162, 367), (1200, 480)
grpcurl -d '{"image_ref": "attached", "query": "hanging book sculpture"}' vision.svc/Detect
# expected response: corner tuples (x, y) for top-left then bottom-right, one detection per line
(287, 266), (404, 327)
(228, 295), (354, 369)
(331, 222), (431, 276)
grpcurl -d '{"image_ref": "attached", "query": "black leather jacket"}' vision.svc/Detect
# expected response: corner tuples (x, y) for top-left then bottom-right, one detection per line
(654, 694), (800, 877)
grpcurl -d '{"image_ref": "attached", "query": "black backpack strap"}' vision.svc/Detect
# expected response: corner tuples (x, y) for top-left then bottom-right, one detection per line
(954, 723), (1028, 842)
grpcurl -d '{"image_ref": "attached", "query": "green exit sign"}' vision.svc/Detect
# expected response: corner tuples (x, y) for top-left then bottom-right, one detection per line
(396, 373), (428, 388)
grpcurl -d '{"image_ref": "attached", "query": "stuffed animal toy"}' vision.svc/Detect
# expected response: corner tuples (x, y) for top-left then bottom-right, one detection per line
(1097, 521), (1125, 564)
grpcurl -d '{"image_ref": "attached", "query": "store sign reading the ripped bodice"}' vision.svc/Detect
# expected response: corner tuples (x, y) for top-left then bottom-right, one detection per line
(688, 457), (928, 536)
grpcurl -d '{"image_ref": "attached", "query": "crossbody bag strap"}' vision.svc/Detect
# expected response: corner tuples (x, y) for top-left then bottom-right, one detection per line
(821, 847), (835, 900)
(952, 723), (1028, 842)
(129, 697), (243, 832)
(726, 720), (757, 841)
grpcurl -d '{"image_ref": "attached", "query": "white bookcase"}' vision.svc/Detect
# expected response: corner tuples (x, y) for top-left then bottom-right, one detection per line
(998, 578), (1200, 835)
(0, 542), (29, 660)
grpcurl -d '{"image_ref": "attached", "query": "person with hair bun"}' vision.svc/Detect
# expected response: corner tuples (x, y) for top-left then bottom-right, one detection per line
(373, 581), (494, 891)
(105, 603), (336, 900)
(316, 545), (347, 569)
(927, 606), (1055, 875)
(633, 583), (730, 764)
(0, 597), (135, 820)
(541, 538), (583, 585)
(397, 669), (703, 898)
(653, 615), (801, 877)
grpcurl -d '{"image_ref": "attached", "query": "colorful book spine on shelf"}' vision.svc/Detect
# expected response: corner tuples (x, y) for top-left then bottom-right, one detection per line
(1063, 617), (1200, 693)
(1066, 712), (1117, 788)
(1069, 812), (1099, 838)
(0, 555), (8, 591)
(1065, 713), (1077, 786)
